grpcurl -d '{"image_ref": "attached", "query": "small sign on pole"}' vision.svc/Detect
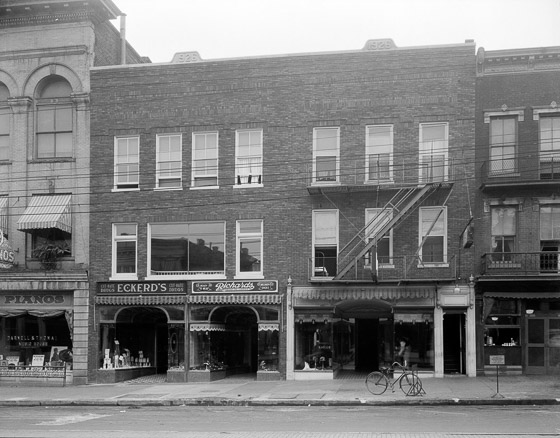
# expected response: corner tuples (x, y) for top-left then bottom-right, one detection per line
(489, 355), (505, 398)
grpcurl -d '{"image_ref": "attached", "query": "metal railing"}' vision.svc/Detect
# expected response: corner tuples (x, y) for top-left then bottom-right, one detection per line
(481, 252), (560, 276)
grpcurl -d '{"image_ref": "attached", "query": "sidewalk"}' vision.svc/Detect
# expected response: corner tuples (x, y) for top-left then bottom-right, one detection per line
(0, 374), (559, 407)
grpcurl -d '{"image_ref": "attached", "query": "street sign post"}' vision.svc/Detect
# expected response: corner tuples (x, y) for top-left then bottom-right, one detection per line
(489, 355), (505, 398)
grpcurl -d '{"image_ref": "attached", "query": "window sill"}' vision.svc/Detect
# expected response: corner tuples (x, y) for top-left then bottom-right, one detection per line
(0, 160), (11, 165)
(154, 186), (183, 191)
(364, 179), (394, 185)
(145, 273), (226, 280)
(233, 184), (264, 189)
(190, 185), (219, 190)
(234, 274), (264, 280)
(111, 188), (140, 192)
(29, 158), (75, 164)
(109, 275), (138, 281)
(417, 263), (449, 268)
(310, 181), (340, 186)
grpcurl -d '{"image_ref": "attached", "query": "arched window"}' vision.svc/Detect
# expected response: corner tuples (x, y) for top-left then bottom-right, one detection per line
(0, 82), (9, 162)
(35, 76), (73, 159)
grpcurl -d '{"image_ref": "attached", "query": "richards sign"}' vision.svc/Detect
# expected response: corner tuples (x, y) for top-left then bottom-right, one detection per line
(0, 233), (15, 269)
(192, 280), (278, 293)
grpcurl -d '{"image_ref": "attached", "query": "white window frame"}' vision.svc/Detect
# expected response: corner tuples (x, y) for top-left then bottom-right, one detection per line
(365, 125), (393, 184)
(365, 208), (393, 267)
(192, 131), (219, 189)
(418, 206), (448, 266)
(489, 117), (517, 176)
(313, 127), (340, 184)
(312, 209), (338, 278)
(538, 115), (560, 178)
(114, 136), (140, 191)
(156, 134), (182, 189)
(235, 129), (263, 187)
(111, 223), (137, 280)
(235, 219), (263, 279)
(419, 122), (448, 183)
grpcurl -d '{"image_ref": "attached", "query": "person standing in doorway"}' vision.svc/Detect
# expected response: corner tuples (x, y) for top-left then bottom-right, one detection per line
(396, 338), (410, 368)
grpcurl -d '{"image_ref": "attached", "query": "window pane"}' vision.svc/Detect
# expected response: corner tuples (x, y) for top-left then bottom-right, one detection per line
(316, 156), (336, 180)
(116, 224), (136, 236)
(37, 108), (55, 132)
(56, 132), (72, 157)
(422, 236), (444, 262)
(369, 154), (390, 180)
(421, 208), (444, 235)
(55, 107), (72, 131)
(37, 133), (55, 158)
(0, 112), (9, 135)
(239, 220), (261, 234)
(314, 211), (337, 244)
(492, 207), (516, 235)
(116, 241), (136, 273)
(0, 136), (9, 160)
(315, 128), (338, 152)
(240, 238), (261, 272)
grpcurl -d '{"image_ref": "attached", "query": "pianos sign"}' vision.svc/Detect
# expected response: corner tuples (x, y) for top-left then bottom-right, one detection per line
(0, 233), (15, 269)
(192, 280), (278, 293)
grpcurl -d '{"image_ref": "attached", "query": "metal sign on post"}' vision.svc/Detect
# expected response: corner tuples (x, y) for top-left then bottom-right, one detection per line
(489, 355), (505, 398)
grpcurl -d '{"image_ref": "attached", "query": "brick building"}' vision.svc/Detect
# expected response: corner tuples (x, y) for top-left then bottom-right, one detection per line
(475, 46), (560, 376)
(89, 39), (477, 383)
(0, 0), (145, 384)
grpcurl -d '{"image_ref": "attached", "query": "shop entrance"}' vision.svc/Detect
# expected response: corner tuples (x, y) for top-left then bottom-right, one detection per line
(114, 307), (169, 374)
(526, 316), (560, 375)
(443, 312), (466, 374)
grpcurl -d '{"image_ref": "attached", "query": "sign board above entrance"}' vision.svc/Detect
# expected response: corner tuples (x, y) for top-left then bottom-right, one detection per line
(97, 282), (187, 294)
(192, 280), (278, 293)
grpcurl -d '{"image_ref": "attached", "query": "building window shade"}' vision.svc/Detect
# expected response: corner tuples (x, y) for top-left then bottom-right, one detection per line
(16, 194), (72, 233)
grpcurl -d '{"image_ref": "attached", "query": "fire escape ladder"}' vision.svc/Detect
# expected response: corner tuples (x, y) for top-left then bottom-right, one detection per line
(334, 183), (440, 280)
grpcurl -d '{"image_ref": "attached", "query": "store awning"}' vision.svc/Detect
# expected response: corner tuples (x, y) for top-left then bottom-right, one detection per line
(17, 194), (72, 233)
(188, 294), (283, 305)
(95, 295), (186, 305)
(333, 298), (392, 319)
(0, 196), (7, 234)
(293, 286), (434, 301)
(483, 291), (560, 299)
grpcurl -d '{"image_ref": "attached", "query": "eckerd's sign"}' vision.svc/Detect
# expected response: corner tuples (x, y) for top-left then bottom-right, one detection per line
(0, 232), (15, 269)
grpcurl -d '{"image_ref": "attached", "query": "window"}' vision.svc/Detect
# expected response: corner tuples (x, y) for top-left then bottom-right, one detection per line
(0, 83), (9, 162)
(491, 207), (516, 262)
(540, 205), (560, 272)
(0, 196), (8, 238)
(419, 123), (448, 182)
(156, 134), (182, 189)
(366, 125), (393, 183)
(35, 77), (73, 159)
(235, 129), (262, 185)
(149, 222), (225, 276)
(114, 136), (139, 190)
(365, 208), (393, 266)
(490, 117), (516, 175)
(313, 127), (339, 183)
(112, 224), (137, 278)
(236, 220), (263, 278)
(192, 132), (218, 187)
(539, 116), (560, 179)
(419, 206), (447, 264)
(313, 210), (338, 277)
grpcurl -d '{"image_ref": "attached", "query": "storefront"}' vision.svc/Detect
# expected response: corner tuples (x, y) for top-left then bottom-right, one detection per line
(287, 283), (476, 379)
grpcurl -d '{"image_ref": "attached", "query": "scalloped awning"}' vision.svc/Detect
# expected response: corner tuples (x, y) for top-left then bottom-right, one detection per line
(293, 286), (434, 301)
(187, 294), (282, 305)
(95, 295), (186, 306)
(17, 194), (72, 233)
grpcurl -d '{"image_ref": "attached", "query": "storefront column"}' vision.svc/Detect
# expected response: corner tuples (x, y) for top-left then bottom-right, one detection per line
(465, 304), (477, 377)
(286, 278), (295, 380)
(434, 306), (444, 377)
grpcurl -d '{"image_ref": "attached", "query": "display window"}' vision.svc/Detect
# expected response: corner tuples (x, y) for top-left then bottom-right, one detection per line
(393, 312), (435, 370)
(294, 315), (334, 371)
(483, 298), (520, 346)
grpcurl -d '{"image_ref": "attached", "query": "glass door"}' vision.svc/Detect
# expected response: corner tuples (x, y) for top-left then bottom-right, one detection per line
(526, 317), (560, 375)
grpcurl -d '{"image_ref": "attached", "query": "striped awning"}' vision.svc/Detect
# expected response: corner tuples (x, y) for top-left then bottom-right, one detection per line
(293, 286), (435, 301)
(0, 196), (7, 234)
(95, 295), (186, 306)
(188, 294), (283, 305)
(17, 194), (72, 233)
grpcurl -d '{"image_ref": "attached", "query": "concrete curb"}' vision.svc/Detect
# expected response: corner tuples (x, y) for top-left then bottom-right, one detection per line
(0, 397), (559, 407)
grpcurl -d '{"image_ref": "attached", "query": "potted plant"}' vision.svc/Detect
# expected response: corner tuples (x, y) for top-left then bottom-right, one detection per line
(33, 242), (70, 270)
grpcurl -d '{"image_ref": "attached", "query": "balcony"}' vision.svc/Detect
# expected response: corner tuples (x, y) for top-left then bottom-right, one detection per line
(480, 158), (560, 190)
(308, 255), (457, 283)
(480, 252), (560, 277)
(306, 158), (454, 194)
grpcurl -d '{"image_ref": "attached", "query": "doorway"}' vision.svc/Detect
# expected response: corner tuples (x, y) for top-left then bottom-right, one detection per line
(355, 319), (379, 372)
(526, 316), (560, 375)
(443, 312), (466, 374)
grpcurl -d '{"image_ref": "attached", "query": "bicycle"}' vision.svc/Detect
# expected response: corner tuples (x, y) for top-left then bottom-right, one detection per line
(365, 362), (424, 396)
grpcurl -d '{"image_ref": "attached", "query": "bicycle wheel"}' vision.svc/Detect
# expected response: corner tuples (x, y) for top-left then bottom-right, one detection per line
(366, 371), (388, 395)
(399, 372), (422, 396)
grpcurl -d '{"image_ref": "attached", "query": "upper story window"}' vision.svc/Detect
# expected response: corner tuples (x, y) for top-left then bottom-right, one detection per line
(419, 206), (447, 264)
(236, 220), (263, 278)
(149, 222), (225, 277)
(313, 127), (339, 183)
(313, 209), (338, 277)
(489, 117), (517, 176)
(35, 76), (73, 159)
(0, 83), (9, 162)
(235, 129), (262, 186)
(419, 123), (448, 183)
(491, 206), (516, 262)
(156, 134), (182, 189)
(366, 125), (393, 183)
(365, 208), (393, 266)
(540, 205), (560, 241)
(192, 132), (218, 188)
(114, 136), (139, 190)
(0, 195), (8, 238)
(539, 116), (560, 179)
(112, 223), (137, 279)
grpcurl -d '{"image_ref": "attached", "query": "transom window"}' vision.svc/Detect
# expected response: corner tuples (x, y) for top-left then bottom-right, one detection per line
(236, 220), (263, 278)
(419, 207), (447, 264)
(366, 125), (393, 183)
(149, 222), (225, 276)
(313, 127), (339, 183)
(112, 223), (137, 278)
(235, 129), (262, 186)
(419, 123), (448, 183)
(489, 117), (516, 175)
(35, 76), (73, 159)
(114, 136), (139, 190)
(192, 132), (218, 188)
(156, 134), (182, 189)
